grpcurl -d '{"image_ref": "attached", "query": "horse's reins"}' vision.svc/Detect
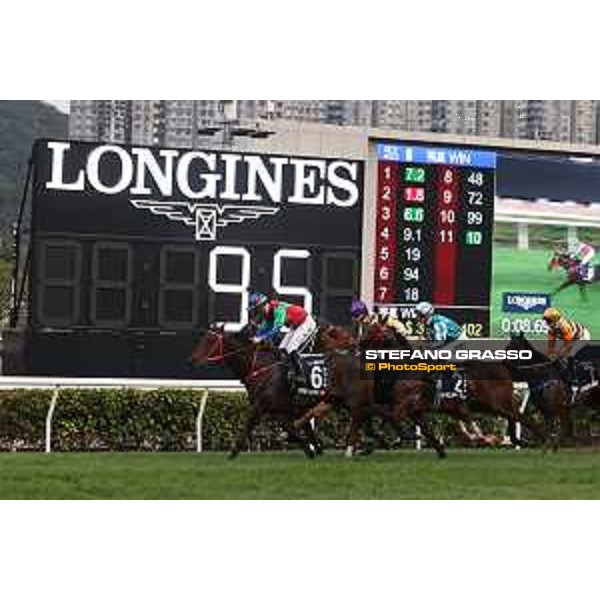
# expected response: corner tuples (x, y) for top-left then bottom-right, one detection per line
(245, 352), (282, 383)
(205, 330), (246, 363)
(206, 329), (282, 383)
(512, 358), (560, 371)
(508, 346), (567, 383)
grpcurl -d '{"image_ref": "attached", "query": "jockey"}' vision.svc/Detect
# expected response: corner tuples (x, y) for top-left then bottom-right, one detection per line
(350, 298), (409, 339)
(414, 301), (466, 396)
(247, 291), (317, 377)
(414, 301), (466, 347)
(543, 307), (591, 359)
(568, 238), (595, 281)
(351, 298), (409, 406)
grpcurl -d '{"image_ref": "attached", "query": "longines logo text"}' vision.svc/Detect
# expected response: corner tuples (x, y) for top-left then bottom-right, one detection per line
(43, 141), (361, 240)
(502, 292), (551, 314)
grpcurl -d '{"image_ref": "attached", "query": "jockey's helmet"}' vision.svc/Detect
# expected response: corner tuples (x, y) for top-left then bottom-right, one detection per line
(415, 301), (435, 322)
(543, 307), (561, 324)
(248, 292), (268, 312)
(351, 298), (369, 319)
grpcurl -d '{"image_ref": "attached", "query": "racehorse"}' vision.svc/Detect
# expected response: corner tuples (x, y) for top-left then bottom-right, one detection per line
(380, 325), (551, 450)
(548, 250), (600, 300)
(365, 323), (447, 458)
(297, 320), (544, 456)
(361, 323), (549, 452)
(504, 333), (572, 450)
(295, 323), (412, 456)
(300, 322), (466, 458)
(189, 323), (322, 459)
(563, 345), (600, 420)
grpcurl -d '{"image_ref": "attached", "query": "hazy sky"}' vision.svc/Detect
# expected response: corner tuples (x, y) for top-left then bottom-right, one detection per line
(45, 100), (70, 113)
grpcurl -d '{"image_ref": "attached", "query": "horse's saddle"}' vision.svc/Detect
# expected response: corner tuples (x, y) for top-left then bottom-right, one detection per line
(294, 353), (329, 396)
(572, 360), (599, 392)
(436, 368), (467, 400)
(576, 264), (595, 282)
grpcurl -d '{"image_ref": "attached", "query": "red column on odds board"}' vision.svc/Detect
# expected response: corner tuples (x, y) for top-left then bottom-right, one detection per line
(374, 161), (398, 304)
(433, 166), (459, 305)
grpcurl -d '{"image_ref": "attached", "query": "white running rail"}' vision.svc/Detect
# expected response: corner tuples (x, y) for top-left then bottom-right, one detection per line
(0, 377), (530, 453)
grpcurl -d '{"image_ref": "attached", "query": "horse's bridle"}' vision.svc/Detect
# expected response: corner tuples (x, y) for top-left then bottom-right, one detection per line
(204, 329), (245, 363)
(204, 328), (280, 382)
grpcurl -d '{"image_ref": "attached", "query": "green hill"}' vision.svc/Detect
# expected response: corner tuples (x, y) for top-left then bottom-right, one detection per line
(0, 101), (67, 239)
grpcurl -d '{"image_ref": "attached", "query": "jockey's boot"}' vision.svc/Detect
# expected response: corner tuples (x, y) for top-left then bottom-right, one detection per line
(566, 356), (586, 387)
(441, 370), (459, 397)
(280, 350), (299, 396)
(565, 357), (576, 384)
(289, 350), (304, 382)
(381, 376), (394, 405)
(552, 357), (570, 382)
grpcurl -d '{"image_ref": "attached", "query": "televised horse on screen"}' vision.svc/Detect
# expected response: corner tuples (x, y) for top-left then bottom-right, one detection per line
(189, 324), (322, 459)
(548, 250), (600, 300)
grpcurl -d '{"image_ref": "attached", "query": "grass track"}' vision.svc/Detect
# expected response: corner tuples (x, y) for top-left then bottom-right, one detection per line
(2, 450), (600, 499)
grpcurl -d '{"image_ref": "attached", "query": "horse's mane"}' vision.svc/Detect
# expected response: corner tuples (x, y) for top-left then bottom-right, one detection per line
(362, 321), (411, 349)
(509, 333), (550, 365)
(327, 323), (357, 344)
(326, 324), (353, 340)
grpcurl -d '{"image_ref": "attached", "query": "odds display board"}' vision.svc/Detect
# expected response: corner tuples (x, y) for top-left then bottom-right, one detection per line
(23, 139), (363, 377)
(373, 142), (496, 336)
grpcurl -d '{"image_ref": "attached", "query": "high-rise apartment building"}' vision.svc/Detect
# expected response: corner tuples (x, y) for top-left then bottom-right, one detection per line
(130, 100), (161, 146)
(160, 100), (195, 148)
(573, 100), (597, 145)
(476, 100), (503, 137)
(498, 100), (528, 138)
(372, 100), (407, 129)
(69, 100), (600, 147)
(69, 100), (131, 143)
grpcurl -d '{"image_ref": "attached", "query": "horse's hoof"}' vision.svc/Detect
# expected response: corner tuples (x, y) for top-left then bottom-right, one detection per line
(437, 448), (447, 459)
(228, 449), (239, 460)
(345, 446), (355, 458)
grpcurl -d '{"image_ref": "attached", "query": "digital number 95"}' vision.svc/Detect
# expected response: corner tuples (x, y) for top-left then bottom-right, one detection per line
(209, 246), (313, 331)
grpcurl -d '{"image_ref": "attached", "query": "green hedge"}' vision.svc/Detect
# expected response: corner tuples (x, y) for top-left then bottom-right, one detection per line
(0, 387), (554, 452)
(0, 388), (356, 452)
